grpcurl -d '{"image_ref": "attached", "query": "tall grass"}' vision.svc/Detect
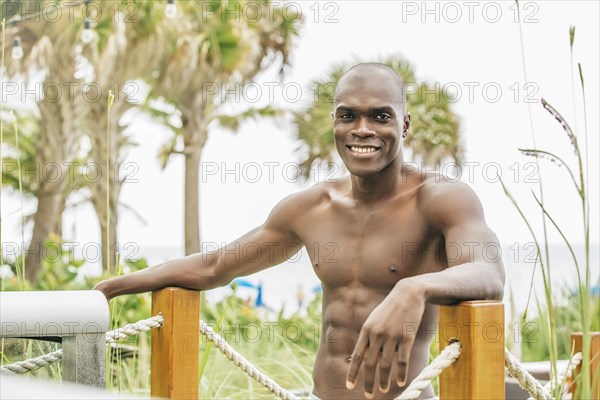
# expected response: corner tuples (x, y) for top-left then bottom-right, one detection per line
(504, 4), (597, 397)
(106, 90), (115, 275)
(512, 2), (559, 394)
(1, 19), (6, 371)
(198, 291), (318, 398)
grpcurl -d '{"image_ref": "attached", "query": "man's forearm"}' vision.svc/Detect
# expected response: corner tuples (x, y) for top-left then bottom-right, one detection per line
(94, 253), (220, 300)
(397, 262), (505, 305)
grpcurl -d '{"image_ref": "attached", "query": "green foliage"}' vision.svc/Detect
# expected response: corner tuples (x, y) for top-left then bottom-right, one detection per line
(198, 287), (321, 398)
(1, 110), (38, 197)
(521, 292), (600, 362)
(503, 13), (596, 398)
(1, 246), (320, 397)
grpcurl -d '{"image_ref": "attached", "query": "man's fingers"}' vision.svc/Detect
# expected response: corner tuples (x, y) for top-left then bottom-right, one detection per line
(362, 342), (382, 399)
(396, 341), (414, 387)
(346, 332), (368, 390)
(378, 341), (397, 393)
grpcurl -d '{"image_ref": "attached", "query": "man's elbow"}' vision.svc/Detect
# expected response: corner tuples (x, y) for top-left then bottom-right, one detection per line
(488, 262), (506, 301)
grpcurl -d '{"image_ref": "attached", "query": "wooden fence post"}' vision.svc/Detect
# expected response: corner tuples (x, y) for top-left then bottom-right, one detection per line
(439, 300), (505, 400)
(569, 332), (600, 400)
(151, 287), (200, 399)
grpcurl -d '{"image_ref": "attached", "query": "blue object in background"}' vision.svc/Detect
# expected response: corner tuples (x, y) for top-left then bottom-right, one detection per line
(233, 278), (265, 307)
(255, 282), (264, 307)
(233, 278), (257, 289)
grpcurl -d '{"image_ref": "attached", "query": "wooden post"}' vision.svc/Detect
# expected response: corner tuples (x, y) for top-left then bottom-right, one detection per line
(151, 288), (200, 399)
(569, 332), (600, 400)
(439, 301), (505, 400)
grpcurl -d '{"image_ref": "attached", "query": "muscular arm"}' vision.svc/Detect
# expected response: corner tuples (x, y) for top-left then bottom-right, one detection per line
(404, 180), (505, 303)
(94, 194), (304, 300)
(347, 180), (505, 398)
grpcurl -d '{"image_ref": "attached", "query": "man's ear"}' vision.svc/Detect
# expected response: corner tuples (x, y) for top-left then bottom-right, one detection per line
(402, 112), (411, 138)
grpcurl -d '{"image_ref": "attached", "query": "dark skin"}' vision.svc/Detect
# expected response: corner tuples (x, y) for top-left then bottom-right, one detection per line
(94, 67), (505, 399)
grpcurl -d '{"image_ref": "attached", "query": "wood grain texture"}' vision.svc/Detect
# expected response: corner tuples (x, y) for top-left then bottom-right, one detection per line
(569, 332), (600, 400)
(151, 288), (200, 399)
(439, 301), (505, 400)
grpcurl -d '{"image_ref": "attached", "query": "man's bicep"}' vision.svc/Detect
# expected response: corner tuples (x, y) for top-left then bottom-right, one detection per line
(212, 195), (304, 282)
(216, 225), (303, 278)
(443, 221), (502, 267)
(425, 181), (502, 268)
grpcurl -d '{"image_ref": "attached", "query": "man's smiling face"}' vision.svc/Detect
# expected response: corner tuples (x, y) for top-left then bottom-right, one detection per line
(332, 67), (410, 178)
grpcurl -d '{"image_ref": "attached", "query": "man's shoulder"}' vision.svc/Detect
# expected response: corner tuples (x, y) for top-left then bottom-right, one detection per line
(417, 172), (484, 223)
(272, 178), (342, 215)
(419, 172), (476, 200)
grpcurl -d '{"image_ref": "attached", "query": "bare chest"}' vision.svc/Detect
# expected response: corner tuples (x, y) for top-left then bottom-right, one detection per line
(297, 200), (445, 290)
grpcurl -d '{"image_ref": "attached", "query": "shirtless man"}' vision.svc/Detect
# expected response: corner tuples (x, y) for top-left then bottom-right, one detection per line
(94, 63), (505, 399)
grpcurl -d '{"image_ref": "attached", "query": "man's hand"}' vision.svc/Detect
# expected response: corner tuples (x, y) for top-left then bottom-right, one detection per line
(92, 281), (111, 301)
(346, 280), (426, 399)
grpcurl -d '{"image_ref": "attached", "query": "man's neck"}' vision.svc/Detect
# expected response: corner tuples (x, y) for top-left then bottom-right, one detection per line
(349, 157), (404, 204)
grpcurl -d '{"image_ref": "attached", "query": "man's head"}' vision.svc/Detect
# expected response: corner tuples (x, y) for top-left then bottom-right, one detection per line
(332, 63), (411, 178)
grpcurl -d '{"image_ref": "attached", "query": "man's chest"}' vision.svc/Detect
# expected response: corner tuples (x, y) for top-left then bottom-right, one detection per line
(297, 202), (446, 289)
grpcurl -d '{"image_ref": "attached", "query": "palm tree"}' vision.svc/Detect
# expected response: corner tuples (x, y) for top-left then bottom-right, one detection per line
(4, 0), (301, 276)
(149, 0), (301, 255)
(2, 0), (171, 277)
(2, 2), (87, 282)
(79, 1), (169, 273)
(293, 57), (462, 177)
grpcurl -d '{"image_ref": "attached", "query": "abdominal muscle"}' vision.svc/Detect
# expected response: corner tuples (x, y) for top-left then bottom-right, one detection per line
(311, 287), (438, 400)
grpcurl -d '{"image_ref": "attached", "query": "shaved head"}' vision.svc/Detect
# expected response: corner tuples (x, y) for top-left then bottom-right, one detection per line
(334, 62), (407, 109)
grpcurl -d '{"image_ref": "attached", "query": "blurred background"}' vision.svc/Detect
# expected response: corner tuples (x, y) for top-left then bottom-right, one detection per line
(0, 0), (598, 350)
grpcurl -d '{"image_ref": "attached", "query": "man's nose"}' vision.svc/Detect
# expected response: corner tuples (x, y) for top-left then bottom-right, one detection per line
(351, 118), (375, 138)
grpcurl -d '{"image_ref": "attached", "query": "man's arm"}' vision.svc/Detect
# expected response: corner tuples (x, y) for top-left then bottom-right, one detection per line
(94, 193), (304, 300)
(408, 180), (505, 303)
(346, 180), (505, 398)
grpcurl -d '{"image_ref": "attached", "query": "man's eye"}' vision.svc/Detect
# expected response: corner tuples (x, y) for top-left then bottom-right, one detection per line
(374, 114), (392, 121)
(339, 113), (354, 119)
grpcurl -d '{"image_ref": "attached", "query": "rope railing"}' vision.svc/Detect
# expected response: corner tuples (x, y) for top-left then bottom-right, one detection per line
(541, 352), (583, 396)
(396, 341), (462, 400)
(505, 348), (553, 400)
(2, 291), (594, 400)
(200, 320), (301, 400)
(0, 314), (164, 375)
(2, 318), (583, 400)
(504, 349), (585, 400)
(0, 350), (64, 375)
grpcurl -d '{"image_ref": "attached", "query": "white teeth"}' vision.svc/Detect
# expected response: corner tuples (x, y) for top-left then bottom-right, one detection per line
(351, 146), (377, 153)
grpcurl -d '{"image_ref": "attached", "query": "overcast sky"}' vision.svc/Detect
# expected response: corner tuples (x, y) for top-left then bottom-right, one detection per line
(1, 1), (598, 308)
(114, 0), (599, 249)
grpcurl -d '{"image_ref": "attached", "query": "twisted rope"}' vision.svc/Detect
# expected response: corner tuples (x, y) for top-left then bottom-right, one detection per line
(533, 352), (583, 400)
(105, 314), (164, 343)
(2, 312), (583, 400)
(200, 320), (300, 400)
(0, 315), (164, 375)
(0, 350), (63, 375)
(505, 348), (552, 400)
(396, 341), (462, 400)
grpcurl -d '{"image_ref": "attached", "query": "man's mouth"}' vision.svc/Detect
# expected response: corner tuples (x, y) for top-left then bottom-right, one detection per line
(347, 145), (381, 154)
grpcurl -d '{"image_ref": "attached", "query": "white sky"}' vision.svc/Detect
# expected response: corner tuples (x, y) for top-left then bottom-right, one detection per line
(122, 0), (599, 249)
(1, 1), (599, 309)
